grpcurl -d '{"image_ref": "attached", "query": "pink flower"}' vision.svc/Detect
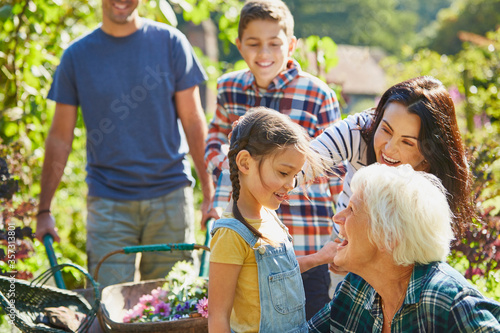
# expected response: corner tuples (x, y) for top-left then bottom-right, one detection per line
(196, 297), (208, 318)
(151, 287), (168, 301)
(123, 311), (133, 323)
(465, 267), (484, 279)
(139, 294), (155, 306)
(123, 308), (139, 323)
(448, 87), (464, 103)
(131, 303), (147, 318)
(154, 301), (171, 316)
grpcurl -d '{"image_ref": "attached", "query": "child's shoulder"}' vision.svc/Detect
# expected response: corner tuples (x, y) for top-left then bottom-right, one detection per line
(218, 68), (252, 85)
(287, 69), (334, 94)
(210, 227), (253, 264)
(212, 217), (256, 242)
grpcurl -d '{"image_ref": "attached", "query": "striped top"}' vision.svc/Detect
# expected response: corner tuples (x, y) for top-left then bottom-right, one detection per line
(205, 59), (343, 255)
(310, 111), (372, 233)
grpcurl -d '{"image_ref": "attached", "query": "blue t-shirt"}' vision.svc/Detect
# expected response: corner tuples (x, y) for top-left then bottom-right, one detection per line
(48, 19), (207, 200)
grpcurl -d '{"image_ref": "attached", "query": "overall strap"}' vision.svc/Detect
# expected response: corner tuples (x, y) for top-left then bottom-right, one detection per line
(211, 218), (260, 248)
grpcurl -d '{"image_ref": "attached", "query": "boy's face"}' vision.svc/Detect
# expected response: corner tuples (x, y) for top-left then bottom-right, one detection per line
(236, 19), (297, 89)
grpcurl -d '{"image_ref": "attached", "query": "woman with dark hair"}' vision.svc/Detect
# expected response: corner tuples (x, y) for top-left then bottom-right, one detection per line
(312, 76), (475, 239)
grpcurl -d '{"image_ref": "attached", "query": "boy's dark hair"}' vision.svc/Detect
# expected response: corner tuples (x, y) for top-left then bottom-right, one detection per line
(238, 0), (294, 39)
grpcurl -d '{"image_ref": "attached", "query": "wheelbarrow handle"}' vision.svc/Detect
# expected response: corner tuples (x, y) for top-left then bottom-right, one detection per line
(123, 243), (209, 254)
(94, 243), (210, 282)
(199, 218), (214, 278)
(43, 234), (66, 289)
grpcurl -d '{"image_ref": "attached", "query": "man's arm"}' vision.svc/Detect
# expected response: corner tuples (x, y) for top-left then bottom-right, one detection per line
(175, 85), (216, 228)
(35, 103), (77, 242)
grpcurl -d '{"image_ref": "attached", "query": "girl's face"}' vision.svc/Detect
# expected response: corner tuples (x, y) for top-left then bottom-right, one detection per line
(373, 102), (428, 171)
(241, 146), (305, 217)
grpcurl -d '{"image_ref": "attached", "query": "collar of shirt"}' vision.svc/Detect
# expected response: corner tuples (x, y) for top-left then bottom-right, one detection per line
(363, 263), (435, 317)
(241, 59), (301, 92)
(406, 262), (434, 304)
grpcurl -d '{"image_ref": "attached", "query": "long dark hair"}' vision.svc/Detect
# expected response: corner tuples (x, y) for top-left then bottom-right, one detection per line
(228, 107), (327, 242)
(362, 76), (475, 237)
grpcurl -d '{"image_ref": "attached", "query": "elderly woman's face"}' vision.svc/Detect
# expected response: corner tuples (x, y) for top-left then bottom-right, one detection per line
(333, 191), (379, 273)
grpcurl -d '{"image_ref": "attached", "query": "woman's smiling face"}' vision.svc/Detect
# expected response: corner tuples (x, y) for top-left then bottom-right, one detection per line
(333, 192), (379, 274)
(373, 102), (428, 171)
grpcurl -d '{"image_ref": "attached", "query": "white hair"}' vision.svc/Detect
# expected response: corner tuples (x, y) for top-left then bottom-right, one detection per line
(351, 163), (454, 265)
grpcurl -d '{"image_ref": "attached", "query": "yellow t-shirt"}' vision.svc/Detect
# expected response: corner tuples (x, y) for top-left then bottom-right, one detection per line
(210, 210), (287, 333)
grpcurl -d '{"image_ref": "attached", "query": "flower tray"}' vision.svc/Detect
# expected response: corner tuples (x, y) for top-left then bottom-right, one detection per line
(97, 278), (208, 333)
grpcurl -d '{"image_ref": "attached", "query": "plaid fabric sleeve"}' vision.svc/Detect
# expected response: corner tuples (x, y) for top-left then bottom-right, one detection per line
(315, 87), (341, 134)
(205, 84), (233, 209)
(449, 290), (500, 331)
(307, 301), (332, 332)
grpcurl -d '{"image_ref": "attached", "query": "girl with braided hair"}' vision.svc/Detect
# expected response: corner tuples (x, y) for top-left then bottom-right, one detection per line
(208, 107), (338, 333)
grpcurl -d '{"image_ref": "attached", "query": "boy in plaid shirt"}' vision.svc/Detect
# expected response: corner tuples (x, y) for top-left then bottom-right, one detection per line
(205, 0), (343, 318)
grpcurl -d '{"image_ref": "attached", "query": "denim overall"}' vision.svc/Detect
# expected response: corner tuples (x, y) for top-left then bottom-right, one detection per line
(211, 218), (308, 333)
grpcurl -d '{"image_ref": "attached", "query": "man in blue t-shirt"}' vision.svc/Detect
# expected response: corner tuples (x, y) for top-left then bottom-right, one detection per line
(35, 0), (214, 286)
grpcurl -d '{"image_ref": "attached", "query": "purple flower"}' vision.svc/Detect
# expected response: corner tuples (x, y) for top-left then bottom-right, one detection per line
(183, 301), (190, 311)
(196, 297), (208, 318)
(154, 302), (171, 316)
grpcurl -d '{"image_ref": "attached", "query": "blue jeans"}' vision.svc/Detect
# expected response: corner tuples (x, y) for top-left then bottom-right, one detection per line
(301, 264), (331, 320)
(86, 186), (195, 287)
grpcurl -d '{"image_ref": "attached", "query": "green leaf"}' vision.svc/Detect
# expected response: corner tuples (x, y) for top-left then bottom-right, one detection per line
(4, 122), (18, 137)
(2, 18), (14, 32)
(12, 3), (23, 15)
(0, 5), (13, 21)
(170, 0), (193, 13)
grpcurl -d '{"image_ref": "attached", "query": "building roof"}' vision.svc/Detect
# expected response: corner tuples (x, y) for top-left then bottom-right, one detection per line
(325, 45), (386, 96)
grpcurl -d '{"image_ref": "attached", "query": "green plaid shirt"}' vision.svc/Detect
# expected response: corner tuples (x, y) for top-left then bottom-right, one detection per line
(308, 262), (500, 332)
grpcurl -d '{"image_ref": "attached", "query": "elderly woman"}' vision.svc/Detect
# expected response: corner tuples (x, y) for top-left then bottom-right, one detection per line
(308, 163), (500, 332)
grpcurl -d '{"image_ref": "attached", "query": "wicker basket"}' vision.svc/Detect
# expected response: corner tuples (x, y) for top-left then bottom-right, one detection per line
(97, 279), (208, 333)
(0, 263), (100, 333)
